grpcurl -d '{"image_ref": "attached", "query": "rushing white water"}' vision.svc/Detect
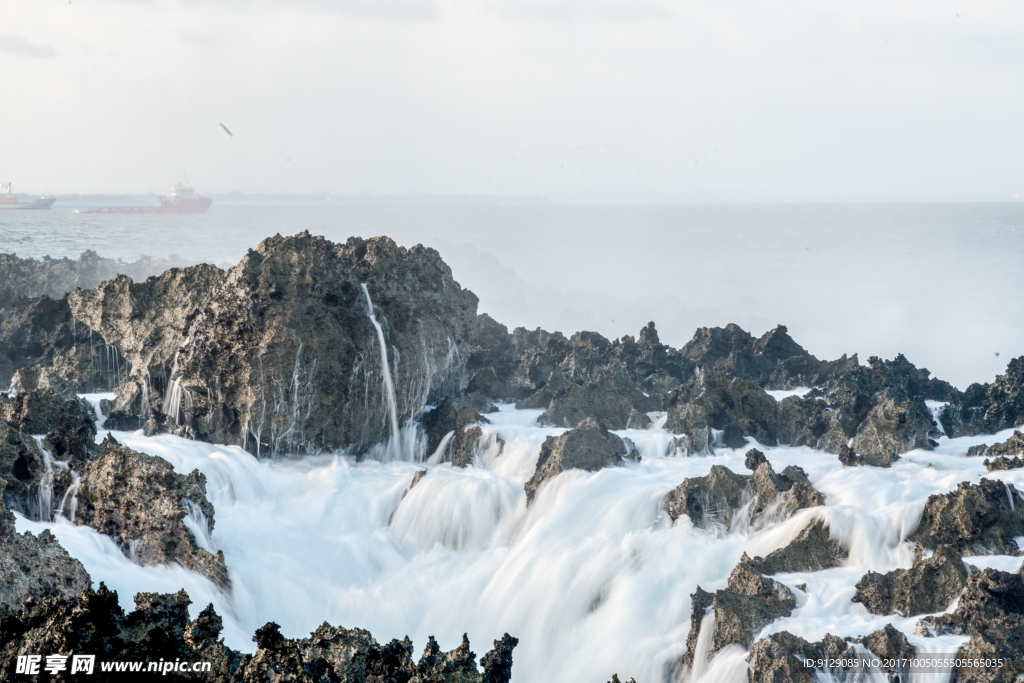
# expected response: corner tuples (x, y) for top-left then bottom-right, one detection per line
(15, 400), (1024, 682)
(361, 283), (403, 461)
(32, 436), (55, 522)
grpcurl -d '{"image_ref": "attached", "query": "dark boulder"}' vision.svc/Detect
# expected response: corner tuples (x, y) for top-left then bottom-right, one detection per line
(920, 567), (1024, 683)
(853, 544), (968, 617)
(837, 444), (859, 467)
(850, 393), (934, 466)
(683, 561), (796, 670)
(0, 479), (91, 610)
(745, 519), (848, 575)
(909, 479), (1024, 556)
(985, 455), (1024, 471)
(537, 364), (651, 430)
(747, 626), (914, 683)
(76, 436), (228, 586)
(663, 463), (825, 531)
(968, 430), (1024, 458)
(524, 418), (639, 504)
(952, 356), (1024, 437)
(744, 448), (768, 471)
(664, 369), (778, 448)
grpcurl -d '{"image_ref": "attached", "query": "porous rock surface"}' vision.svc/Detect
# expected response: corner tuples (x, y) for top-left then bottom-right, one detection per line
(76, 435), (228, 586)
(663, 462), (825, 531)
(919, 567), (1024, 683)
(524, 418), (639, 503)
(909, 479), (1024, 556)
(853, 544), (968, 617)
(0, 479), (92, 610)
(968, 430), (1024, 458)
(683, 561), (796, 669)
(744, 519), (849, 575)
(746, 625), (914, 683)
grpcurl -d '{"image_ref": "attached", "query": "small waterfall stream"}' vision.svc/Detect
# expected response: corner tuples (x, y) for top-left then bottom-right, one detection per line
(361, 283), (402, 461)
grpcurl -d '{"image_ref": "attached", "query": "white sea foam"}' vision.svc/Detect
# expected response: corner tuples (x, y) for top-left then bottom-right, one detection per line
(16, 401), (1023, 682)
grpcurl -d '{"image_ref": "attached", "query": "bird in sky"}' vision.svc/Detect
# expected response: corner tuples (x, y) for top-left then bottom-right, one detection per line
(219, 123), (233, 137)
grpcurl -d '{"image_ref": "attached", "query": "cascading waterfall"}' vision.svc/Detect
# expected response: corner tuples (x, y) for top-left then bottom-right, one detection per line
(32, 436), (55, 522)
(162, 351), (184, 425)
(17, 400), (1022, 683)
(361, 283), (402, 461)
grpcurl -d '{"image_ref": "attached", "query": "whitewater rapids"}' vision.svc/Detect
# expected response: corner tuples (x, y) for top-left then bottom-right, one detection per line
(15, 401), (1024, 683)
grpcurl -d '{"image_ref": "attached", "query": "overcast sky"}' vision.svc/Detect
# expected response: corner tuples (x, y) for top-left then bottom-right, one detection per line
(2, 0), (1023, 201)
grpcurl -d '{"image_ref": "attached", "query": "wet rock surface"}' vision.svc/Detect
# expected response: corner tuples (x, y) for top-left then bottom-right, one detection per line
(919, 567), (1024, 683)
(76, 435), (228, 586)
(745, 519), (849, 575)
(853, 544), (968, 617)
(683, 561), (796, 669)
(663, 462), (825, 531)
(984, 455), (1024, 471)
(524, 418), (639, 503)
(952, 356), (1024, 437)
(968, 430), (1024, 458)
(421, 396), (499, 467)
(0, 480), (92, 610)
(664, 369), (778, 448)
(909, 479), (1024, 556)
(746, 625), (914, 683)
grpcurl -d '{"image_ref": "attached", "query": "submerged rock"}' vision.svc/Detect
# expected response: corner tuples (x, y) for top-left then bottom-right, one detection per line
(852, 544), (968, 617)
(909, 479), (1024, 556)
(745, 519), (848, 575)
(683, 561), (796, 670)
(919, 567), (1024, 683)
(0, 479), (91, 610)
(968, 430), (1024, 458)
(524, 418), (639, 504)
(663, 462), (824, 531)
(984, 455), (1024, 471)
(76, 436), (228, 587)
(746, 625), (914, 683)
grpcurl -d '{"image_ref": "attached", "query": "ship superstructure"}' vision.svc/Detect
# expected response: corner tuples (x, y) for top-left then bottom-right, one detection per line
(84, 175), (212, 214)
(0, 184), (57, 210)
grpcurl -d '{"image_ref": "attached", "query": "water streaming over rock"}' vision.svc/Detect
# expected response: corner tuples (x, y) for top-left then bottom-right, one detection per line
(361, 283), (403, 461)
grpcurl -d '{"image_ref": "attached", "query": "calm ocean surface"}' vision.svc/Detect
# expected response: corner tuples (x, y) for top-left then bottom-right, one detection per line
(1, 201), (1022, 388)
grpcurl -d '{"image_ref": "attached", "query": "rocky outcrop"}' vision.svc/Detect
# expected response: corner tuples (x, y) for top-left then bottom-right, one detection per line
(745, 519), (848, 575)
(968, 430), (1024, 458)
(850, 393), (933, 466)
(985, 455), (1024, 471)
(853, 544), (967, 617)
(683, 561), (796, 669)
(0, 479), (91, 610)
(909, 479), (1024, 556)
(0, 420), (48, 517)
(524, 418), (639, 503)
(76, 436), (228, 586)
(746, 625), (914, 683)
(952, 356), (1024, 437)
(537, 364), (651, 430)
(663, 462), (825, 531)
(744, 448), (767, 471)
(0, 584), (239, 682)
(0, 250), (198, 315)
(235, 621), (518, 683)
(919, 567), (1024, 683)
(421, 394), (500, 466)
(665, 369), (778, 448)
(837, 444), (859, 467)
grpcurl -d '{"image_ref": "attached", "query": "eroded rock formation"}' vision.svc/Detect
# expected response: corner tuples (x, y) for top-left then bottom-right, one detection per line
(745, 519), (848, 575)
(524, 418), (639, 503)
(909, 479), (1024, 556)
(852, 544), (968, 617)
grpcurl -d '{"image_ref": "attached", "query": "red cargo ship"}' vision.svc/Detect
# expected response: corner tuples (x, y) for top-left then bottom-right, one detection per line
(84, 177), (212, 214)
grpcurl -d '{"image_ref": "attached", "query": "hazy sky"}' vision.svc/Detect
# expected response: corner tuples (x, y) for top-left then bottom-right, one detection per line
(2, 0), (1023, 201)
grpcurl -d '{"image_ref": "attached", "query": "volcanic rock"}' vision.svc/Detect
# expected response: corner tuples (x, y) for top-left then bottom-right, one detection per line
(664, 369), (778, 448)
(919, 567), (1024, 683)
(744, 448), (768, 471)
(537, 364), (651, 430)
(909, 479), (1024, 556)
(683, 561), (796, 669)
(663, 462), (824, 531)
(0, 421), (48, 517)
(953, 356), (1024, 437)
(837, 444), (859, 467)
(968, 430), (1024, 458)
(0, 479), (91, 610)
(984, 456), (1024, 471)
(524, 418), (639, 504)
(747, 626), (914, 683)
(745, 519), (848, 575)
(850, 393), (933, 466)
(76, 436), (228, 586)
(853, 544), (968, 617)
(421, 394), (497, 466)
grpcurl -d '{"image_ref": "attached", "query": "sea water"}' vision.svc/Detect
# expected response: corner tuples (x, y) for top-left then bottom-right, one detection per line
(16, 401), (1024, 683)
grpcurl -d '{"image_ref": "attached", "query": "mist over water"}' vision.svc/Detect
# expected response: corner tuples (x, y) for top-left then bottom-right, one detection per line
(2, 202), (1022, 388)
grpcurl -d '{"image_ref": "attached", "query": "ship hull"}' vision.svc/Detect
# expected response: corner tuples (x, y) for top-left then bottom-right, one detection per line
(0, 197), (57, 210)
(84, 196), (212, 214)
